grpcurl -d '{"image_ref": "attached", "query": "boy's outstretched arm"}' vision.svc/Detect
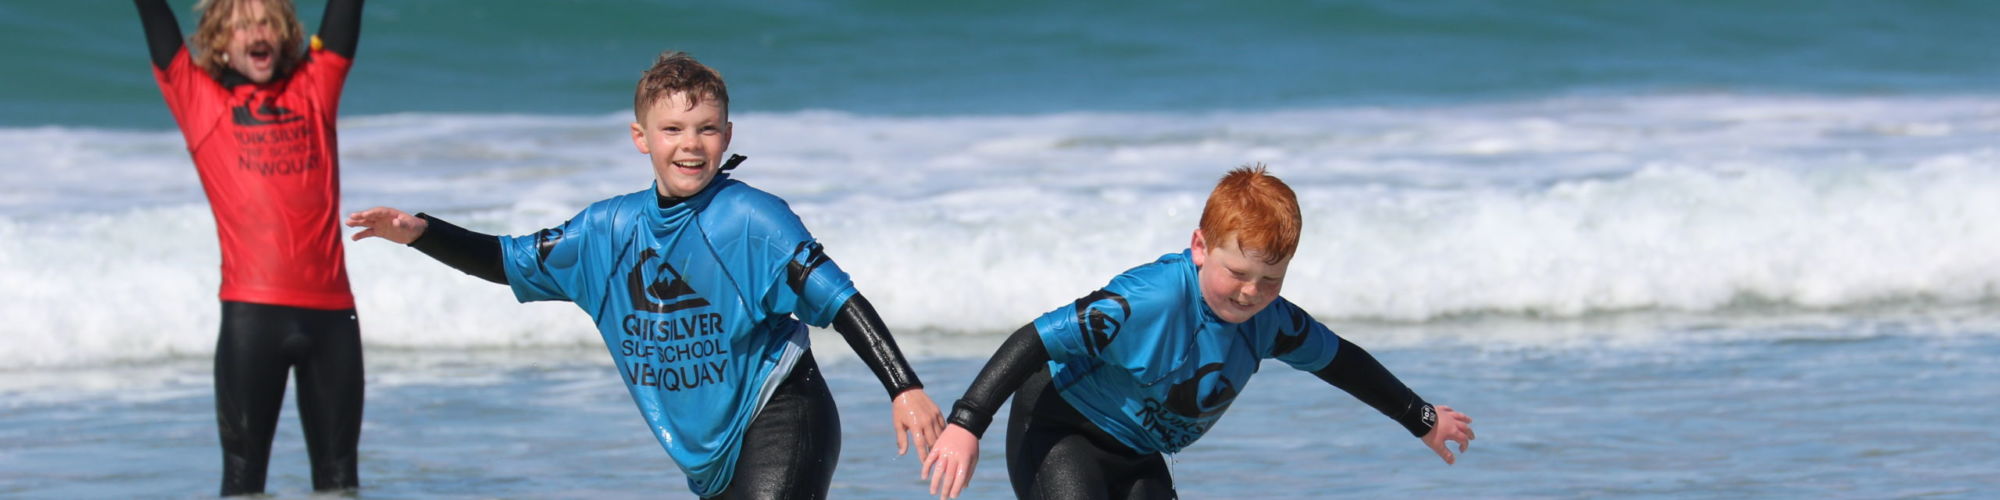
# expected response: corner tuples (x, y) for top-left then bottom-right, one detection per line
(346, 207), (508, 284)
(830, 294), (943, 457)
(132, 0), (182, 70)
(924, 323), (1048, 500)
(1313, 337), (1476, 464)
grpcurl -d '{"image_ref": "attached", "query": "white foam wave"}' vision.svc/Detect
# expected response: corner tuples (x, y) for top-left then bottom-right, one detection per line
(3, 94), (1997, 366)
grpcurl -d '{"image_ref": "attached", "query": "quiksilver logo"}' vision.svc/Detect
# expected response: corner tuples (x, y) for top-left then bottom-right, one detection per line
(626, 248), (710, 314)
(1164, 362), (1238, 419)
(230, 94), (302, 126)
(1074, 290), (1130, 356)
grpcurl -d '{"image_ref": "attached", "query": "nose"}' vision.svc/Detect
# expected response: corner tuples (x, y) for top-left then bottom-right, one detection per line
(676, 134), (703, 154)
(1237, 280), (1260, 300)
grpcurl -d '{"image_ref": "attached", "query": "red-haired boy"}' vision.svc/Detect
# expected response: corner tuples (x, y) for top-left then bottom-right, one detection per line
(924, 165), (1476, 499)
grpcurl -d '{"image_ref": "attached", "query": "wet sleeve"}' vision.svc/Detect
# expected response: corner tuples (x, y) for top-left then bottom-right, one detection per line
(947, 323), (1049, 438)
(1311, 337), (1436, 438)
(498, 213), (593, 303)
(829, 294), (924, 398)
(769, 240), (857, 328)
(133, 0), (182, 70)
(408, 213), (507, 285)
(316, 0), (363, 58)
(1262, 300), (1340, 371)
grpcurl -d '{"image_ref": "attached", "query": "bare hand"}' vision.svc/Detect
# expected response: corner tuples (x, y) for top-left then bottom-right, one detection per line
(1421, 404), (1475, 465)
(344, 207), (427, 244)
(922, 424), (979, 500)
(891, 388), (945, 458)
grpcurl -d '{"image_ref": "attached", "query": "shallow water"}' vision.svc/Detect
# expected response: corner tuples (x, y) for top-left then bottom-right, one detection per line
(5, 316), (1995, 499)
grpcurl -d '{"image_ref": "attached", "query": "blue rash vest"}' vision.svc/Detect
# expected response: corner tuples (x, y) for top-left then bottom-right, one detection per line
(1034, 250), (1343, 454)
(497, 175), (857, 496)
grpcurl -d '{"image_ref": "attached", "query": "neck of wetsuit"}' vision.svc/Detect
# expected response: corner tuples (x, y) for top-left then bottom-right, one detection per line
(657, 190), (691, 209)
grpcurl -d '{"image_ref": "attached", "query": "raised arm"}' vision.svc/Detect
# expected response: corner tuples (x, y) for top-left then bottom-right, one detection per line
(830, 294), (943, 457)
(1313, 337), (1475, 464)
(924, 323), (1049, 500)
(133, 0), (183, 70)
(316, 0), (365, 58)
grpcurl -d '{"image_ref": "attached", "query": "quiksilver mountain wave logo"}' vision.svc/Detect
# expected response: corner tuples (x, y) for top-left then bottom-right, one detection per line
(231, 94), (302, 126)
(1074, 290), (1130, 356)
(1165, 362), (1238, 419)
(1136, 362), (1240, 450)
(627, 248), (711, 314)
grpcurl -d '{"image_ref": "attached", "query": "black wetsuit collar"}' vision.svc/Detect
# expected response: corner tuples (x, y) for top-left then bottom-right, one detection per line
(657, 191), (691, 209)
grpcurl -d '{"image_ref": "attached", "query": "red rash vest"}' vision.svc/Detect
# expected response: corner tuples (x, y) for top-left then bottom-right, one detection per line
(152, 47), (354, 310)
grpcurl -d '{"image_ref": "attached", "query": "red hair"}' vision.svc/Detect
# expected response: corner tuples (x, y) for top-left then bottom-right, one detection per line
(1198, 164), (1301, 264)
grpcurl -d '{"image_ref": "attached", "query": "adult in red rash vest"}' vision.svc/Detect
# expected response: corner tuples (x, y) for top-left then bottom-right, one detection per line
(133, 0), (367, 495)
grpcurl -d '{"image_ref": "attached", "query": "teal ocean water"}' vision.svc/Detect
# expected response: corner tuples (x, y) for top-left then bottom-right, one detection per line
(5, 0), (2000, 127)
(3, 1), (1998, 498)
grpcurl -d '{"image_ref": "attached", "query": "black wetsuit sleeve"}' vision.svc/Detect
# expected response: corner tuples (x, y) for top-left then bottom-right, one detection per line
(408, 213), (508, 285)
(316, 0), (364, 58)
(1313, 337), (1436, 438)
(830, 294), (925, 399)
(947, 323), (1050, 438)
(133, 0), (182, 70)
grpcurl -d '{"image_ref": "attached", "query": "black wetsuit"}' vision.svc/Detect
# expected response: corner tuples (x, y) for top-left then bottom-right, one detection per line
(411, 195), (924, 499)
(135, 0), (367, 495)
(950, 324), (1437, 499)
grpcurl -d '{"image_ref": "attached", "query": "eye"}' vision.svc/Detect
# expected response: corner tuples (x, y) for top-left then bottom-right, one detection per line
(699, 125), (721, 134)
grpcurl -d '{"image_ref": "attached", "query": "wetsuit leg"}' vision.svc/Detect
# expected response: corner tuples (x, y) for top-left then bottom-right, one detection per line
(293, 307), (364, 491)
(214, 301), (296, 496)
(1006, 369), (1176, 500)
(708, 351), (841, 500)
(214, 302), (365, 495)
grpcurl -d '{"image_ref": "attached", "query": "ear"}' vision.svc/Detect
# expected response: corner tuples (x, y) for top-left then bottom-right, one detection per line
(1189, 229), (1207, 267)
(722, 120), (734, 151)
(630, 122), (649, 155)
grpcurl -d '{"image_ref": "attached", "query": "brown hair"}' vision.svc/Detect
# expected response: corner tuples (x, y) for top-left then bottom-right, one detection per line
(1198, 164), (1302, 264)
(189, 0), (306, 79)
(633, 51), (730, 121)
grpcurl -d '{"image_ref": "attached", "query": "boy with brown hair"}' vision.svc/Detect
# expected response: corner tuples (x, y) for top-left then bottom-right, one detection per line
(922, 165), (1476, 499)
(346, 51), (943, 498)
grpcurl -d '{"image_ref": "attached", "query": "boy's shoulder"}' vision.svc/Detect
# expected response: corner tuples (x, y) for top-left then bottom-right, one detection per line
(706, 178), (792, 211)
(701, 178), (813, 237)
(590, 187), (658, 216)
(1115, 250), (1195, 284)
(1099, 250), (1198, 306)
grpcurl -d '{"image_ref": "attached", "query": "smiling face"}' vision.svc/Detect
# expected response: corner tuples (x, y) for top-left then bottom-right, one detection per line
(630, 91), (732, 198)
(1190, 229), (1290, 323)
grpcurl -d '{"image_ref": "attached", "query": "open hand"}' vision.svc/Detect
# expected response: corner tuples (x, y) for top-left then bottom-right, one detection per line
(922, 424), (979, 500)
(1421, 404), (1475, 464)
(345, 207), (427, 244)
(890, 388), (944, 458)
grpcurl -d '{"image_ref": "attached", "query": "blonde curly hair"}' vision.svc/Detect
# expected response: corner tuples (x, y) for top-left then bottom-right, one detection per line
(189, 0), (306, 79)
